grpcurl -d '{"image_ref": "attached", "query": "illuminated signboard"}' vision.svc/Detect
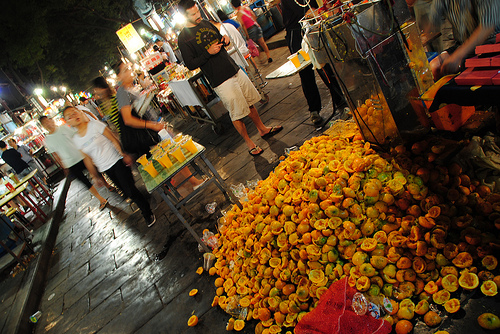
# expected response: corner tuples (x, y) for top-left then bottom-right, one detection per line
(116, 24), (145, 54)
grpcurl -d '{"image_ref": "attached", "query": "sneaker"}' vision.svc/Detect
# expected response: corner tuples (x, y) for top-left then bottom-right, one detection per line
(310, 111), (323, 126)
(145, 214), (156, 227)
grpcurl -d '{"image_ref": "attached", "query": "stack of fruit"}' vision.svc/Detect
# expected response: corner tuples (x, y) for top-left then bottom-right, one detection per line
(353, 94), (399, 145)
(210, 134), (499, 333)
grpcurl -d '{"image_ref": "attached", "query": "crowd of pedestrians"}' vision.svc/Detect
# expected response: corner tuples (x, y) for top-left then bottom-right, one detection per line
(23, 0), (350, 227)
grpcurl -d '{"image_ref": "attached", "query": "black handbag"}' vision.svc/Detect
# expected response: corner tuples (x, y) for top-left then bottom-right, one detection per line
(119, 108), (160, 156)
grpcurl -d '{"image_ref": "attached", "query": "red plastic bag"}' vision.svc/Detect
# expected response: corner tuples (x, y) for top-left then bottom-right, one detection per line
(295, 277), (392, 334)
(247, 39), (259, 58)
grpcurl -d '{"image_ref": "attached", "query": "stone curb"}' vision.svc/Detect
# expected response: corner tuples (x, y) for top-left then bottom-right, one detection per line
(13, 177), (71, 334)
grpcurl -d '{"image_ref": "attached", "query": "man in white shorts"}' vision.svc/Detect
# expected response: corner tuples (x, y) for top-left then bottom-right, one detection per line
(177, 0), (282, 156)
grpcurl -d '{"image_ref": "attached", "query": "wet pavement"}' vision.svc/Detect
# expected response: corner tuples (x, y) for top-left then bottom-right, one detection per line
(15, 40), (338, 334)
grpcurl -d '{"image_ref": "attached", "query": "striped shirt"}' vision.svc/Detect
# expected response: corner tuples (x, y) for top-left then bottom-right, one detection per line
(99, 95), (124, 135)
(431, 0), (500, 44)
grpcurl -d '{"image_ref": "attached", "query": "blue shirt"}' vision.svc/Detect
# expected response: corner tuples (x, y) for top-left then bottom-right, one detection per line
(224, 19), (241, 29)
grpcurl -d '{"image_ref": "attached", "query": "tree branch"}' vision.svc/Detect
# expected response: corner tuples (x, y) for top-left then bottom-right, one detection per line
(34, 59), (44, 87)
(72, 5), (129, 24)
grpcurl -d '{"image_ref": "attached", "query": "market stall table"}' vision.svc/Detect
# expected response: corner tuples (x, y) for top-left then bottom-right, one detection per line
(168, 71), (227, 134)
(0, 182), (47, 224)
(138, 141), (240, 253)
(265, 59), (312, 79)
(429, 77), (500, 113)
(18, 169), (53, 207)
(0, 213), (34, 267)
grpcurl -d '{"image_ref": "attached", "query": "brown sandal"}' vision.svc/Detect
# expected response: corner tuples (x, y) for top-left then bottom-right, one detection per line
(249, 146), (264, 156)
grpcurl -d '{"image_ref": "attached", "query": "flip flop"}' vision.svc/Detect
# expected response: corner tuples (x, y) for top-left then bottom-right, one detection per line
(249, 146), (264, 156)
(99, 200), (108, 211)
(261, 126), (283, 139)
(193, 176), (209, 191)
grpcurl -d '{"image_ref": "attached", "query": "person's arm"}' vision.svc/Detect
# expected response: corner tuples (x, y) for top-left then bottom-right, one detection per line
(119, 104), (163, 131)
(81, 108), (98, 121)
(441, 25), (495, 74)
(116, 89), (164, 131)
(95, 105), (104, 118)
(81, 152), (103, 186)
(101, 127), (133, 166)
(49, 151), (70, 175)
(50, 152), (63, 167)
(179, 31), (221, 70)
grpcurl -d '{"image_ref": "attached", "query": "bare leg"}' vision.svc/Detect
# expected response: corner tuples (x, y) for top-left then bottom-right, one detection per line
(247, 106), (271, 136)
(170, 168), (204, 188)
(100, 173), (115, 191)
(88, 185), (107, 204)
(233, 119), (258, 150)
(180, 167), (204, 186)
(257, 37), (271, 59)
(248, 57), (258, 70)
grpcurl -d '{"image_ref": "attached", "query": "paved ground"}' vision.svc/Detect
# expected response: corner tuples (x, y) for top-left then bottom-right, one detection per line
(25, 42), (337, 334)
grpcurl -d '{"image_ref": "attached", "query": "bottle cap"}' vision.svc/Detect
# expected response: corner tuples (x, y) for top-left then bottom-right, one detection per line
(367, 302), (381, 319)
(352, 292), (368, 315)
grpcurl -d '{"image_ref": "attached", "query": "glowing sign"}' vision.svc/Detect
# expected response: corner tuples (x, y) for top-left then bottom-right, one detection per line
(116, 24), (145, 54)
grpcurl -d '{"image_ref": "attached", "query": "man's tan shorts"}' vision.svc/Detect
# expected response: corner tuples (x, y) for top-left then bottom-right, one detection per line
(214, 69), (261, 121)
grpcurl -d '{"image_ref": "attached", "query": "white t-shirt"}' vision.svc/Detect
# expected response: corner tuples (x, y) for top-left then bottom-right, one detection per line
(220, 22), (249, 68)
(17, 145), (33, 163)
(71, 120), (122, 172)
(76, 105), (99, 120)
(43, 125), (83, 168)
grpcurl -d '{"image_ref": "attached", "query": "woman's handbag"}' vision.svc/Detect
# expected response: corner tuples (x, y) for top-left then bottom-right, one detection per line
(247, 39), (259, 57)
(119, 108), (160, 156)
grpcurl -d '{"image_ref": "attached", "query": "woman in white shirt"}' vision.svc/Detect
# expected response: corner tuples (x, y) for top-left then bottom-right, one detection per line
(63, 106), (156, 227)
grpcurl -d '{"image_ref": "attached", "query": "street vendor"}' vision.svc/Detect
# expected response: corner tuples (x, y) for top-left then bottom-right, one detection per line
(280, 0), (348, 125)
(177, 0), (282, 156)
(115, 64), (207, 191)
(429, 0), (500, 79)
(154, 39), (178, 64)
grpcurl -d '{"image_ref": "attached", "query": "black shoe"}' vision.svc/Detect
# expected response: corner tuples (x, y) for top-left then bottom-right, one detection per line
(145, 214), (156, 227)
(268, 58), (273, 63)
(310, 111), (323, 126)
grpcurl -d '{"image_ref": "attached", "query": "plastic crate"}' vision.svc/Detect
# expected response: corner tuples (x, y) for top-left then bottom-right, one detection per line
(426, 52), (438, 62)
(430, 104), (475, 132)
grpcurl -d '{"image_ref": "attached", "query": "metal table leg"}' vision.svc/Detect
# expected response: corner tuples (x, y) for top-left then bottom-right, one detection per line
(0, 214), (34, 253)
(18, 191), (46, 222)
(34, 175), (53, 201)
(28, 179), (51, 207)
(199, 153), (242, 209)
(158, 189), (211, 253)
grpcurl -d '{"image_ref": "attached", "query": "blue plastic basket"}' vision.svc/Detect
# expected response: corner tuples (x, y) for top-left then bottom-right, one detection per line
(426, 52), (438, 62)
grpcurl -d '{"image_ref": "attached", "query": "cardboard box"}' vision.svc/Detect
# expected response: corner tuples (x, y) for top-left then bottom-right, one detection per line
(465, 56), (491, 68)
(454, 68), (473, 85)
(430, 104), (475, 132)
(475, 44), (500, 55)
(493, 72), (500, 85)
(455, 68), (500, 85)
(491, 55), (500, 67)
